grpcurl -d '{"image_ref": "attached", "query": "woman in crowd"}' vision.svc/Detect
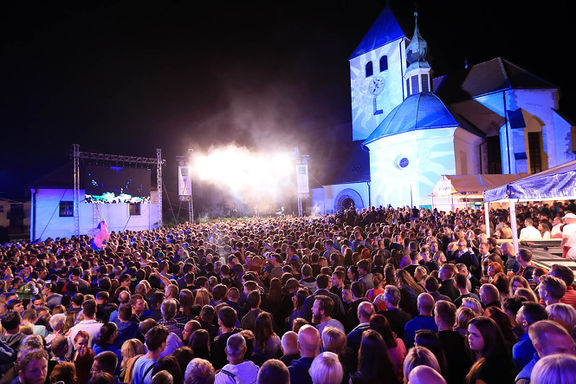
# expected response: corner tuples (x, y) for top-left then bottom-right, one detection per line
(353, 329), (400, 384)
(466, 316), (515, 384)
(253, 311), (281, 364)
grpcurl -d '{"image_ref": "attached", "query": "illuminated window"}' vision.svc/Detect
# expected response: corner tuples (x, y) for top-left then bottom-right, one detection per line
(406, 79), (411, 96)
(59, 201), (74, 217)
(129, 203), (141, 216)
(411, 75), (419, 94)
(365, 61), (373, 77)
(379, 56), (388, 72)
(421, 74), (429, 92)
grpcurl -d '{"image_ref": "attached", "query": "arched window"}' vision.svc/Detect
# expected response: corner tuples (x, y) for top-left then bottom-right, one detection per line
(365, 61), (373, 77)
(379, 56), (388, 72)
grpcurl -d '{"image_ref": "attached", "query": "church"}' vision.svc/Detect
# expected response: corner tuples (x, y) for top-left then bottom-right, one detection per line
(311, 6), (575, 213)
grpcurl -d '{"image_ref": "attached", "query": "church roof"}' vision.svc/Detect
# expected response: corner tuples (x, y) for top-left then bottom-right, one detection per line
(362, 92), (459, 146)
(350, 6), (405, 59)
(437, 57), (558, 100)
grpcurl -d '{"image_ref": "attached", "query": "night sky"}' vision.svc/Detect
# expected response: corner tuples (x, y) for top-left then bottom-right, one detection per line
(1, 0), (573, 200)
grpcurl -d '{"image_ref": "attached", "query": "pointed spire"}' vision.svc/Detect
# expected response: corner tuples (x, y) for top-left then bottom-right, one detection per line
(406, 11), (429, 66)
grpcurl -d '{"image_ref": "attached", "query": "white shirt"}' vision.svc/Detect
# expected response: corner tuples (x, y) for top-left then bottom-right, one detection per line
(67, 319), (103, 347)
(519, 226), (542, 240)
(214, 360), (259, 384)
(563, 223), (576, 248)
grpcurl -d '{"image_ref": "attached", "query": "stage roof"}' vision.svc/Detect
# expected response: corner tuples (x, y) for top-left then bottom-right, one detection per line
(484, 160), (576, 202)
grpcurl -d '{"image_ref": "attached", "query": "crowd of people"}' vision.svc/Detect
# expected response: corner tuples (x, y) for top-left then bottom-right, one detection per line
(1, 202), (576, 384)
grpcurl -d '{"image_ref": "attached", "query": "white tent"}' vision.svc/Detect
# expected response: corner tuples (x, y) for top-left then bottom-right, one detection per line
(483, 160), (576, 251)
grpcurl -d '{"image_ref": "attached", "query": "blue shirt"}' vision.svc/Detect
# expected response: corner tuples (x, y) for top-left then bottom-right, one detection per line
(404, 316), (438, 347)
(513, 333), (537, 370)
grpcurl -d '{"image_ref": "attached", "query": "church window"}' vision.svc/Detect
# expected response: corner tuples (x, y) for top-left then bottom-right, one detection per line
(528, 132), (543, 173)
(365, 61), (373, 77)
(379, 56), (388, 72)
(411, 75), (419, 94)
(421, 74), (429, 92)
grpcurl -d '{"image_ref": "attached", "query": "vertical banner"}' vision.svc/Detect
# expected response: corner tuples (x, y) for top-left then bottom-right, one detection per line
(296, 163), (309, 197)
(178, 166), (192, 198)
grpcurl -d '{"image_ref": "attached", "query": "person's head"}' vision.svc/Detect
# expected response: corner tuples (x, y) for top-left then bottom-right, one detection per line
(383, 285), (401, 308)
(549, 264), (575, 289)
(151, 370), (173, 384)
(408, 365), (447, 384)
(184, 358), (215, 384)
(435, 300), (457, 329)
(91, 351), (118, 375)
(309, 352), (343, 384)
(51, 335), (69, 358)
(297, 324), (321, 358)
(479, 283), (499, 306)
(265, 326), (288, 355)
(49, 362), (77, 384)
(530, 353), (576, 384)
(247, 290), (261, 310)
(516, 302), (548, 332)
(417, 293), (434, 316)
(1, 310), (21, 332)
(466, 316), (506, 357)
(73, 330), (89, 351)
(358, 329), (396, 380)
(321, 326), (347, 354)
(254, 311), (275, 353)
(538, 275), (567, 304)
(257, 359), (289, 384)
(529, 320), (576, 358)
(82, 299), (97, 319)
(312, 295), (334, 323)
(225, 333), (246, 364)
(357, 301), (374, 323)
(145, 325), (169, 353)
(18, 350), (49, 384)
(546, 303), (576, 332)
(120, 339), (146, 365)
(402, 346), (441, 381)
(217, 306), (237, 330)
(161, 298), (178, 321)
(96, 322), (118, 346)
(88, 372), (114, 384)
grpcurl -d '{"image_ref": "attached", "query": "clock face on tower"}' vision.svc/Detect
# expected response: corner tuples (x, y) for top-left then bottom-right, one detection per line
(368, 76), (385, 95)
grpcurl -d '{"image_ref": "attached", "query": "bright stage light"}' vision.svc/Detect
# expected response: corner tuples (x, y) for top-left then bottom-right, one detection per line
(190, 145), (296, 207)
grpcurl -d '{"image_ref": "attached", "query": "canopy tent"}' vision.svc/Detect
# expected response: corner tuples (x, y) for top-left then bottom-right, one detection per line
(444, 174), (524, 195)
(483, 160), (576, 252)
(484, 159), (576, 202)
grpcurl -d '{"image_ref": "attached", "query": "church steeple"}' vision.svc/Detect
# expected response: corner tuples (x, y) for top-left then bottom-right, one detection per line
(404, 12), (432, 98)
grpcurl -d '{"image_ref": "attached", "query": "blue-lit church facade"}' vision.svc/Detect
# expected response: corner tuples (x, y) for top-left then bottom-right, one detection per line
(311, 6), (575, 213)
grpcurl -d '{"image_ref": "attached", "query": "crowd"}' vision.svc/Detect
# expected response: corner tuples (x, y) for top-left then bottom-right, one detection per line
(0, 201), (576, 384)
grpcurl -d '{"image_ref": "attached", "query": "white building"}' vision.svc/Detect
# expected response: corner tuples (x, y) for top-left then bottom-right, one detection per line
(312, 6), (574, 213)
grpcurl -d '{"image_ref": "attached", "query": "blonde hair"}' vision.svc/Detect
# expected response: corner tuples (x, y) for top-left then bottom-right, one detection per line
(403, 346), (441, 382)
(321, 327), (347, 354)
(531, 353), (576, 384)
(461, 297), (483, 316)
(120, 339), (146, 372)
(309, 352), (343, 384)
(456, 307), (476, 329)
(546, 303), (576, 332)
(184, 358), (215, 384)
(516, 288), (538, 302)
(194, 289), (211, 307)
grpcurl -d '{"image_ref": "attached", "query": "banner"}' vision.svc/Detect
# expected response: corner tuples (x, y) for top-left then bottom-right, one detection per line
(178, 166), (192, 196)
(296, 163), (309, 197)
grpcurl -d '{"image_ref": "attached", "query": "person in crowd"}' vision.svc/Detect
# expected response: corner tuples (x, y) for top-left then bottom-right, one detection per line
(403, 293), (438, 348)
(312, 295), (345, 335)
(309, 352), (343, 384)
(346, 301), (373, 352)
(131, 325), (169, 384)
(353, 329), (399, 384)
(184, 358), (215, 384)
(256, 359), (289, 384)
(513, 302), (549, 371)
(380, 285), (412, 340)
(466, 316), (515, 384)
(515, 320), (576, 384)
(288, 325), (320, 384)
(214, 334), (259, 384)
(279, 331), (300, 366)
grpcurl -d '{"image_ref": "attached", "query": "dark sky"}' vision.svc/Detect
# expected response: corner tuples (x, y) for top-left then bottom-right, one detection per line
(1, 0), (573, 199)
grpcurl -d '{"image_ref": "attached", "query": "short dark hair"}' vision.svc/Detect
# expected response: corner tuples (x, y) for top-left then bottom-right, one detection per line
(1, 311), (21, 331)
(218, 306), (237, 328)
(82, 299), (97, 318)
(520, 302), (548, 325)
(94, 351), (118, 374)
(145, 325), (169, 351)
(550, 264), (575, 288)
(247, 291), (261, 309)
(118, 304), (132, 321)
(316, 274), (330, 289)
(257, 359), (289, 384)
(424, 276), (440, 292)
